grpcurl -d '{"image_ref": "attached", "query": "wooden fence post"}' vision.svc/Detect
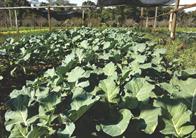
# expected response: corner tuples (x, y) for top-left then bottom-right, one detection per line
(48, 6), (51, 31)
(8, 9), (12, 27)
(14, 10), (19, 34)
(146, 16), (149, 28)
(169, 12), (173, 31)
(170, 0), (180, 40)
(140, 7), (144, 27)
(153, 7), (158, 29)
(88, 9), (91, 27)
(82, 9), (85, 26)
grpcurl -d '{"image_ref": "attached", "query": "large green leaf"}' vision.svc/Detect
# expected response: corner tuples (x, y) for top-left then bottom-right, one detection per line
(67, 67), (86, 82)
(99, 78), (120, 103)
(102, 62), (117, 79)
(103, 41), (111, 49)
(27, 126), (49, 138)
(175, 78), (196, 113)
(132, 43), (146, 53)
(9, 86), (32, 99)
(129, 61), (152, 76)
(58, 122), (75, 138)
(69, 87), (99, 121)
(192, 131), (196, 137)
(39, 93), (61, 115)
(132, 54), (147, 64)
(101, 109), (133, 137)
(80, 40), (89, 49)
(162, 78), (196, 113)
(5, 95), (29, 131)
(5, 109), (28, 132)
(155, 101), (195, 137)
(139, 108), (161, 134)
(9, 125), (27, 138)
(125, 78), (155, 101)
(175, 69), (196, 78)
(44, 68), (56, 78)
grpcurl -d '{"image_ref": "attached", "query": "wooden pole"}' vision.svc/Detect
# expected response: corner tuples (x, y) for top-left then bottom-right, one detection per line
(153, 7), (158, 29)
(146, 16), (149, 28)
(88, 9), (91, 27)
(8, 10), (12, 27)
(14, 10), (19, 34)
(170, 0), (180, 40)
(82, 9), (85, 26)
(140, 7), (144, 27)
(169, 12), (173, 31)
(33, 13), (36, 29)
(48, 6), (51, 31)
(141, 7), (144, 17)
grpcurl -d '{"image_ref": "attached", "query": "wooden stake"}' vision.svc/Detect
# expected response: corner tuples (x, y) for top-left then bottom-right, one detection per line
(48, 6), (51, 31)
(88, 9), (91, 27)
(140, 7), (144, 27)
(146, 16), (149, 28)
(153, 7), (158, 29)
(82, 9), (85, 26)
(141, 7), (144, 17)
(8, 10), (12, 27)
(33, 13), (36, 29)
(14, 10), (19, 34)
(170, 0), (180, 40)
(169, 12), (173, 31)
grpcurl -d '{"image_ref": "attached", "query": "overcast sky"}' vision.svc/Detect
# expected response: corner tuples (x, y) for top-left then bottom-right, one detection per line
(30, 0), (196, 11)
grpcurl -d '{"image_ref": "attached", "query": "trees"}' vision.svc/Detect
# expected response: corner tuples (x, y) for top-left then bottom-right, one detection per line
(3, 0), (30, 6)
(82, 1), (96, 26)
(56, 0), (70, 5)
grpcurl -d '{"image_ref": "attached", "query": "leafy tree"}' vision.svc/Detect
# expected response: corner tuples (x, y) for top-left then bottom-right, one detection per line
(82, 0), (96, 6)
(82, 1), (96, 26)
(56, 0), (70, 5)
(3, 0), (30, 6)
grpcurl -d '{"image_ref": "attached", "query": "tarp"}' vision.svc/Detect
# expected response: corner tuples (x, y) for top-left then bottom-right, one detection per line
(97, 0), (175, 7)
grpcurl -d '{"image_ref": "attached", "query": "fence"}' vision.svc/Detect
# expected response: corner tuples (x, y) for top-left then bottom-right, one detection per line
(0, 2), (196, 39)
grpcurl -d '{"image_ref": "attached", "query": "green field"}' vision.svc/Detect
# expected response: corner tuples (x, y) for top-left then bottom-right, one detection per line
(1, 27), (195, 68)
(0, 27), (196, 138)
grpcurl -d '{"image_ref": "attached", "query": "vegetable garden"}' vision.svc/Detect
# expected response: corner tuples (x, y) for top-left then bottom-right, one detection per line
(0, 27), (196, 137)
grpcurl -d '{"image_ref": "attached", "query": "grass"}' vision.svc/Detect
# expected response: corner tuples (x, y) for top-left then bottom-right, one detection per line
(141, 27), (196, 69)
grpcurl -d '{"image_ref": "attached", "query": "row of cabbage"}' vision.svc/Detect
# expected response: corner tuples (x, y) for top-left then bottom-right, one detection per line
(1, 28), (196, 137)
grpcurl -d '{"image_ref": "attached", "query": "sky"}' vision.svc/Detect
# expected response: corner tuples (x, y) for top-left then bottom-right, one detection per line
(30, 0), (196, 12)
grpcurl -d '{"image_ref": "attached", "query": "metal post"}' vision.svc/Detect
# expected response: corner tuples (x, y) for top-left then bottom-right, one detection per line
(170, 0), (180, 40)
(14, 10), (19, 34)
(153, 7), (158, 29)
(48, 6), (51, 31)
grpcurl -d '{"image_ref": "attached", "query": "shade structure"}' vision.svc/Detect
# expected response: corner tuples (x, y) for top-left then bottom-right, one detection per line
(32, 9), (82, 21)
(97, 0), (175, 6)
